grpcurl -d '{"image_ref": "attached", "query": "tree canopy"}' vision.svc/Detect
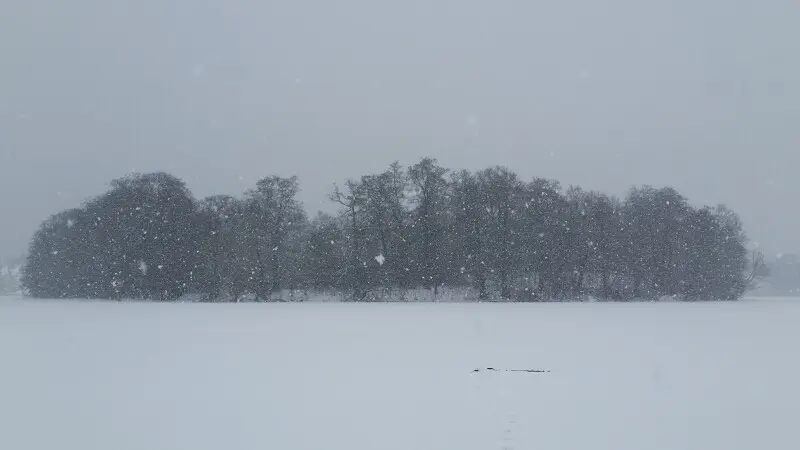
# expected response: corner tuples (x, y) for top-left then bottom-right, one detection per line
(22, 161), (762, 301)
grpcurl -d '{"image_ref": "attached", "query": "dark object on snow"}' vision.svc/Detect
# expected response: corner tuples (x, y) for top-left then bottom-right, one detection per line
(472, 368), (550, 373)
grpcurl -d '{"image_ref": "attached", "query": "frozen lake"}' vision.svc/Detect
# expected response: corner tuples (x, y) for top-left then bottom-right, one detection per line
(1, 296), (798, 450)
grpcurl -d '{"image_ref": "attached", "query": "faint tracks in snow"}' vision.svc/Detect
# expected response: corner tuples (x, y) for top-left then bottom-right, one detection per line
(501, 411), (517, 450)
(471, 367), (550, 450)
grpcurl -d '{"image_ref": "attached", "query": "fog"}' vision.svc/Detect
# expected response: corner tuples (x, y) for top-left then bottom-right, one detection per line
(1, 0), (799, 259)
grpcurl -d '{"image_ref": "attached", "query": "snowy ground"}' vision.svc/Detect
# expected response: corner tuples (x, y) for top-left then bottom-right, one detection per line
(1, 296), (799, 450)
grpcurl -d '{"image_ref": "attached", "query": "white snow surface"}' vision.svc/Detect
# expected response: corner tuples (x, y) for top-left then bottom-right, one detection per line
(1, 296), (799, 450)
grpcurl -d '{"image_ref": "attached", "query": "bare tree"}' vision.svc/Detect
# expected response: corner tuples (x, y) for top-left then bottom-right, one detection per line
(747, 250), (770, 290)
(331, 180), (368, 300)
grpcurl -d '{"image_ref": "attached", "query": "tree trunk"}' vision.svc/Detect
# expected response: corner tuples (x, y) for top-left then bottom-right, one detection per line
(633, 273), (642, 299)
(602, 267), (610, 299)
(500, 271), (510, 300)
(477, 272), (488, 300)
(255, 245), (269, 301)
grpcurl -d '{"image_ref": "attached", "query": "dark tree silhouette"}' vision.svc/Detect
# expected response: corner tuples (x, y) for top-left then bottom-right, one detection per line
(23, 162), (758, 302)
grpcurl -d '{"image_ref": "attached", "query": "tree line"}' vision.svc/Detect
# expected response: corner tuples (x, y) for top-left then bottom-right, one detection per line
(0, 258), (21, 295)
(21, 159), (764, 301)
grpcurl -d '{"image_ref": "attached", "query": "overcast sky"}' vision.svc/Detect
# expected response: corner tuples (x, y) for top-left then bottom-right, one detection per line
(1, 0), (799, 260)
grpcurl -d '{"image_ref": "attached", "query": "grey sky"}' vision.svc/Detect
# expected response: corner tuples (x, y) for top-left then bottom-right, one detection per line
(1, 0), (799, 259)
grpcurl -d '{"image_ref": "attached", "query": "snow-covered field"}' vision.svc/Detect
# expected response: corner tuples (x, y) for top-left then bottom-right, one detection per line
(1, 296), (799, 450)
